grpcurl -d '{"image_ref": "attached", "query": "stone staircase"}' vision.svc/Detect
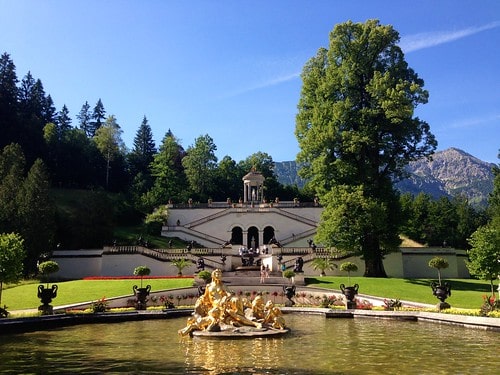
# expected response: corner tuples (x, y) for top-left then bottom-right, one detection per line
(211, 269), (305, 286)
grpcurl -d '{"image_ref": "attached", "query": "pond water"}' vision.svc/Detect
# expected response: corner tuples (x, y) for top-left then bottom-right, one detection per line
(0, 314), (497, 374)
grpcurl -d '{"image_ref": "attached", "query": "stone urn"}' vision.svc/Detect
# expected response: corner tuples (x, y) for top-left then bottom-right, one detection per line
(38, 284), (58, 315)
(340, 283), (359, 309)
(283, 285), (296, 307)
(431, 281), (451, 310)
(133, 284), (151, 310)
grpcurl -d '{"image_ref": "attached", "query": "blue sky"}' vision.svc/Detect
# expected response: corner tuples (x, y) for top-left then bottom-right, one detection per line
(1, 1), (499, 163)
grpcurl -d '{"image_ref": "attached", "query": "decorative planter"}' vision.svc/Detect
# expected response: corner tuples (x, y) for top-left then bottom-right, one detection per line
(133, 285), (151, 310)
(283, 285), (296, 307)
(340, 283), (359, 309)
(37, 284), (58, 315)
(431, 281), (452, 309)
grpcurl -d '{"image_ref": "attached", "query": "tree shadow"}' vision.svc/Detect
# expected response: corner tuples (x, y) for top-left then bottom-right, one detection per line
(404, 278), (492, 292)
(305, 277), (333, 285)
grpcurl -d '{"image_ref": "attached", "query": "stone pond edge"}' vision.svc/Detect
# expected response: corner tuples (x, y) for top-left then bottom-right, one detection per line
(1, 307), (499, 335)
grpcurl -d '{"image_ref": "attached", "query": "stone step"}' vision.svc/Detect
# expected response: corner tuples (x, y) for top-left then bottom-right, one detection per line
(222, 275), (305, 286)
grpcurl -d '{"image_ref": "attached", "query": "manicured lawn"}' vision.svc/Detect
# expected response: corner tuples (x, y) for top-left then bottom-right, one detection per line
(1, 278), (194, 310)
(2, 277), (495, 311)
(306, 276), (495, 309)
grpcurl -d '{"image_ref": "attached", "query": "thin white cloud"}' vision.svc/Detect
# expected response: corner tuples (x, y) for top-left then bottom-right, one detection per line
(222, 71), (300, 99)
(400, 21), (500, 53)
(440, 114), (500, 130)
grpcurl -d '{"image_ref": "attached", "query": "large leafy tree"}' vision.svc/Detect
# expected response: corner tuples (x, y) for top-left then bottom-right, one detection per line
(295, 20), (436, 276)
(182, 134), (218, 201)
(93, 115), (126, 189)
(0, 233), (26, 306)
(467, 225), (500, 296)
(213, 155), (244, 201)
(467, 150), (500, 295)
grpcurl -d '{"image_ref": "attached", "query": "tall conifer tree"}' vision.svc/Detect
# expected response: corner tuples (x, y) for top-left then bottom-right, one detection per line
(89, 98), (106, 137)
(56, 104), (72, 136)
(0, 53), (19, 150)
(77, 101), (92, 137)
(130, 115), (156, 175)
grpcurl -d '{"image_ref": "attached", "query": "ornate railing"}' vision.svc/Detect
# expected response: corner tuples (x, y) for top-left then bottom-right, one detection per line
(167, 201), (322, 209)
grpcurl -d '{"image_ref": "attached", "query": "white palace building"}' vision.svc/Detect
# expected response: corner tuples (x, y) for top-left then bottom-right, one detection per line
(52, 169), (470, 280)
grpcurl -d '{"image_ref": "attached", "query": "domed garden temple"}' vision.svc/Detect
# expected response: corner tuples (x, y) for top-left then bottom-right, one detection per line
(163, 169), (321, 250)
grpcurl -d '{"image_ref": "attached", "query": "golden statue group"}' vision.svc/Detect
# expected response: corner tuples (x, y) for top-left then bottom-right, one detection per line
(179, 269), (287, 336)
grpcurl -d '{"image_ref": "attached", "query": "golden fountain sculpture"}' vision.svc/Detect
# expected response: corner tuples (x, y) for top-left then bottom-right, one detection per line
(179, 269), (288, 337)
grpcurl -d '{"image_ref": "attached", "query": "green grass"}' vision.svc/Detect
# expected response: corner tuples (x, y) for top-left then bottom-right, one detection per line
(306, 277), (495, 309)
(1, 278), (194, 310)
(2, 277), (496, 311)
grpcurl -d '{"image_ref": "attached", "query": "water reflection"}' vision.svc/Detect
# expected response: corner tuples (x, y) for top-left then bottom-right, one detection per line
(184, 336), (286, 374)
(0, 315), (497, 374)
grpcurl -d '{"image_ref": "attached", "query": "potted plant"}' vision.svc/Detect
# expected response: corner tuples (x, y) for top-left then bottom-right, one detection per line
(428, 257), (451, 309)
(37, 260), (59, 315)
(339, 262), (359, 309)
(197, 270), (212, 284)
(170, 258), (192, 276)
(282, 269), (295, 284)
(311, 257), (337, 276)
(281, 270), (296, 306)
(133, 265), (151, 310)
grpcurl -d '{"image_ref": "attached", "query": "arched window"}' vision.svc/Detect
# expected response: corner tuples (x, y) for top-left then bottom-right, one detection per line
(263, 226), (275, 245)
(231, 227), (243, 245)
(247, 226), (259, 249)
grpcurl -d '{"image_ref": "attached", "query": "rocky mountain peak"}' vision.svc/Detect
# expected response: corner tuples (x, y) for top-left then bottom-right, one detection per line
(274, 148), (496, 207)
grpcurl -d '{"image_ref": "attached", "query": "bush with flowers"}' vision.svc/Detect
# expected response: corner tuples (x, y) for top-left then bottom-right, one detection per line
(355, 298), (373, 310)
(480, 295), (499, 316)
(383, 298), (402, 311)
(320, 295), (339, 308)
(90, 296), (109, 313)
(160, 295), (175, 309)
